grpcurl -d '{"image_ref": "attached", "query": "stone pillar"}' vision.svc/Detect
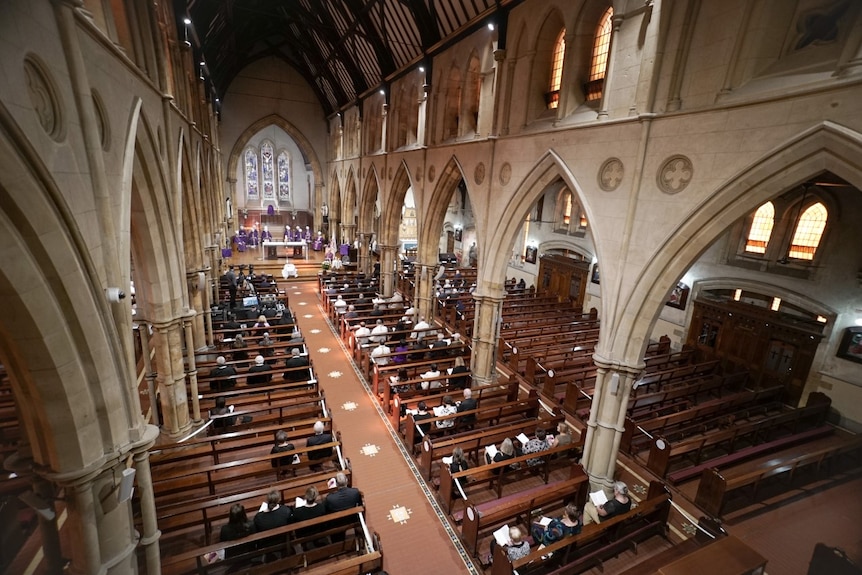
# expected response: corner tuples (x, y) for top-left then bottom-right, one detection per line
(580, 355), (643, 489)
(33, 476), (64, 574)
(379, 244), (398, 298)
(597, 15), (623, 120)
(469, 287), (505, 385)
(414, 262), (437, 323)
(136, 321), (159, 426)
(132, 439), (162, 575)
(357, 232), (371, 276)
(201, 266), (215, 348)
(186, 269), (207, 350)
(152, 318), (191, 437)
(182, 310), (202, 425)
(63, 476), (102, 575)
(490, 48), (506, 136)
(342, 223), (357, 247)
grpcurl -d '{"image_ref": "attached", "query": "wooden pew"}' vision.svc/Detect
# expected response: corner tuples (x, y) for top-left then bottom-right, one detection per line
(489, 481), (672, 575)
(694, 432), (862, 516)
(437, 440), (581, 515)
(459, 464), (589, 556)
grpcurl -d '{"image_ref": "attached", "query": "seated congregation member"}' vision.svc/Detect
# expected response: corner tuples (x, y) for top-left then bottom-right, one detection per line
(231, 335), (249, 367)
(254, 314), (270, 328)
(392, 339), (409, 364)
(370, 340), (391, 366)
(411, 316), (432, 340)
(449, 446), (469, 475)
(223, 314), (242, 339)
(283, 348), (309, 382)
(523, 428), (550, 467)
(247, 355), (272, 385)
(394, 315), (412, 333)
(343, 304), (358, 319)
(209, 356), (236, 391)
(259, 332), (275, 358)
(333, 295), (347, 315)
(549, 422), (573, 448)
(210, 396), (236, 431)
(270, 430), (296, 470)
(370, 319), (389, 344)
(274, 309), (295, 332)
(389, 367), (411, 395)
(353, 321), (372, 347)
(434, 395), (457, 430)
(413, 401), (433, 440)
(254, 491), (292, 554)
(368, 303), (385, 317)
(305, 421), (333, 463)
(324, 472), (362, 541)
(219, 503), (256, 558)
(292, 486), (328, 547)
(448, 356), (469, 389)
(420, 363), (442, 390)
(490, 526), (531, 564)
(430, 333), (449, 358)
(448, 332), (465, 356)
(456, 388), (477, 427)
(485, 437), (517, 465)
(582, 481), (631, 525)
(531, 503), (582, 550)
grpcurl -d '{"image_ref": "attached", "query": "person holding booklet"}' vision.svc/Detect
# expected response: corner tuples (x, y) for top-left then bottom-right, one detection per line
(489, 525), (531, 563)
(531, 503), (582, 551)
(433, 395), (457, 428)
(485, 437), (517, 465)
(270, 430), (298, 471)
(582, 480), (631, 525)
(292, 486), (328, 547)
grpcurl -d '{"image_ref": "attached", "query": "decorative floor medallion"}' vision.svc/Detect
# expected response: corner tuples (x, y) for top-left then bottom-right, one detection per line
(317, 347), (331, 354)
(303, 314), (314, 318)
(360, 443), (379, 456)
(632, 483), (647, 496)
(681, 522), (698, 536)
(328, 370), (343, 378)
(387, 505), (412, 525)
(298, 301), (307, 306)
(310, 329), (321, 334)
(342, 401), (359, 411)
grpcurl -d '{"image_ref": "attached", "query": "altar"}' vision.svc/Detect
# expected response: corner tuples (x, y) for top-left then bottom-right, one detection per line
(261, 241), (309, 260)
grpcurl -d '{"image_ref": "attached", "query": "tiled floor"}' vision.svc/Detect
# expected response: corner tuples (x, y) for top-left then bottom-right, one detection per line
(293, 281), (477, 574)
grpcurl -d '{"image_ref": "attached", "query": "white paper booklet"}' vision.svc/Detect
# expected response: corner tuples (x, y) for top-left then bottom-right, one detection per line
(493, 524), (511, 547)
(538, 516), (552, 527)
(433, 405), (447, 416)
(485, 444), (499, 458)
(294, 497), (308, 508)
(292, 454), (301, 464)
(442, 456), (453, 465)
(258, 501), (268, 512)
(589, 490), (608, 506)
(516, 433), (530, 446)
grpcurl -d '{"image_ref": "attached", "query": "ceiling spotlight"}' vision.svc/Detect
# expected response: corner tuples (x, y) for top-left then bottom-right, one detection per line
(183, 17), (192, 25)
(379, 89), (385, 95)
(200, 61), (206, 66)
(487, 23), (495, 31)
(419, 66), (425, 73)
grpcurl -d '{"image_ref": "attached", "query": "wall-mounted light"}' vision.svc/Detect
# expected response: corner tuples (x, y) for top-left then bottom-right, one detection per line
(379, 89), (385, 96)
(816, 315), (827, 323)
(579, 214), (588, 228)
(771, 297), (781, 312)
(487, 22), (495, 31)
(855, 318), (862, 326)
(419, 66), (425, 73)
(733, 289), (742, 301)
(183, 17), (192, 25)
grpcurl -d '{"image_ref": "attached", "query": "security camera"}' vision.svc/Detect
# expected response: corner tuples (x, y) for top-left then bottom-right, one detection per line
(106, 288), (126, 303)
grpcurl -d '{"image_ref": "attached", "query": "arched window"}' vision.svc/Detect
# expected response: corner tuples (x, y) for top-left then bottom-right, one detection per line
(788, 202), (827, 260)
(277, 151), (290, 200)
(585, 7), (613, 101)
(744, 201), (775, 254)
(547, 29), (566, 109)
(260, 142), (274, 200)
(245, 148), (259, 200)
(563, 193), (572, 225)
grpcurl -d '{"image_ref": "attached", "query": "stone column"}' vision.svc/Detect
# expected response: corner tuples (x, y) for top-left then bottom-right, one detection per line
(132, 438), (162, 575)
(597, 15), (623, 120)
(357, 232), (371, 275)
(201, 266), (215, 348)
(490, 49), (506, 136)
(469, 286), (506, 385)
(152, 318), (191, 437)
(414, 262), (437, 323)
(136, 321), (159, 426)
(32, 475), (63, 574)
(579, 355), (643, 489)
(182, 309), (202, 425)
(63, 475), (102, 575)
(186, 269), (207, 350)
(379, 244), (398, 298)
(342, 223), (357, 247)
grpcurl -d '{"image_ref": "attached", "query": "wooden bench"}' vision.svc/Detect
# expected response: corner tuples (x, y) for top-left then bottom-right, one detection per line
(694, 432), (862, 516)
(460, 464), (589, 556)
(489, 481), (672, 575)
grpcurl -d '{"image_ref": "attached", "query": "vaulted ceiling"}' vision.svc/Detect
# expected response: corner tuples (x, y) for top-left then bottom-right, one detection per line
(178, 0), (521, 115)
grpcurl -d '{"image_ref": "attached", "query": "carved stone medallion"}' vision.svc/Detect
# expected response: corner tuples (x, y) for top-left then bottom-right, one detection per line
(428, 165), (436, 183)
(657, 155), (693, 194)
(24, 54), (65, 142)
(598, 157), (624, 191)
(499, 162), (512, 185)
(474, 162), (485, 185)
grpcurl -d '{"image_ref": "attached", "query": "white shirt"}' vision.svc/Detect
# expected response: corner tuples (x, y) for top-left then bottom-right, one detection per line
(354, 326), (371, 345)
(371, 324), (389, 343)
(412, 320), (430, 339)
(371, 344), (391, 365)
(334, 298), (347, 313)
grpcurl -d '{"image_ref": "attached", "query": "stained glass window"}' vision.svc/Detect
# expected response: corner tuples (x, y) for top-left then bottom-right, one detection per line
(586, 7), (613, 101)
(744, 201), (774, 254)
(547, 29), (566, 109)
(277, 151), (290, 200)
(260, 142), (274, 200)
(245, 148), (258, 200)
(788, 202), (827, 260)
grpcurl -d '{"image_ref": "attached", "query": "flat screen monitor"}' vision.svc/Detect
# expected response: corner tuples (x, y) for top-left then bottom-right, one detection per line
(242, 296), (259, 307)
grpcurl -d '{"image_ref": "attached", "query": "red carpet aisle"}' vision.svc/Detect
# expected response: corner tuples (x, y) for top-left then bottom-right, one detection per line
(288, 281), (477, 574)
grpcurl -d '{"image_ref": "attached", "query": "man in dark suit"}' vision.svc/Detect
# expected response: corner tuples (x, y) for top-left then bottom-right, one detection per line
(283, 348), (310, 382)
(224, 266), (237, 308)
(247, 355), (272, 385)
(305, 421), (333, 461)
(324, 472), (361, 512)
(209, 356), (236, 391)
(456, 387), (477, 427)
(223, 314), (242, 339)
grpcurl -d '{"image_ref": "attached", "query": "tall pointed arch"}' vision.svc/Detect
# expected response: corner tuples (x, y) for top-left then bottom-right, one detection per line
(381, 160), (414, 247)
(418, 156), (469, 267)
